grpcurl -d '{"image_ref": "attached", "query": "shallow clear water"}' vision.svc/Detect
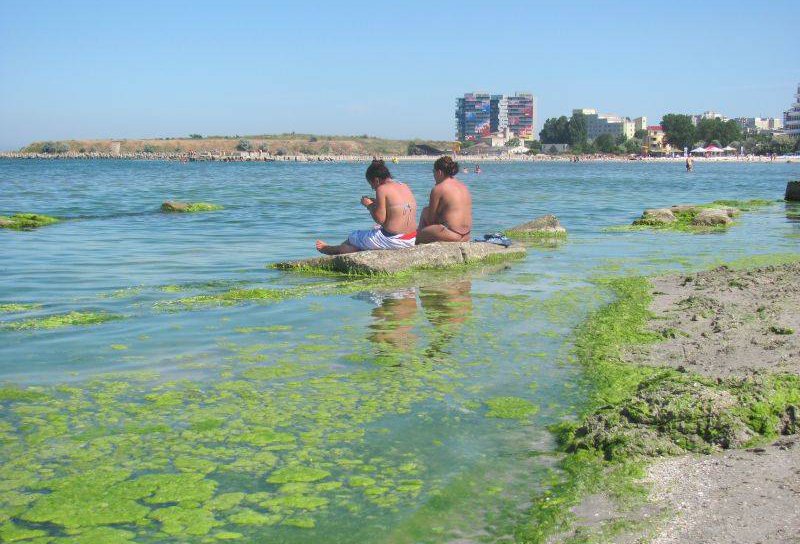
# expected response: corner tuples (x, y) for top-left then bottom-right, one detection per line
(0, 159), (798, 542)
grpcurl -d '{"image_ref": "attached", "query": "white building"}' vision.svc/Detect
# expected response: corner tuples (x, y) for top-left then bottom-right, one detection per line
(572, 109), (644, 141)
(691, 111), (729, 125)
(784, 83), (800, 136)
(736, 117), (783, 134)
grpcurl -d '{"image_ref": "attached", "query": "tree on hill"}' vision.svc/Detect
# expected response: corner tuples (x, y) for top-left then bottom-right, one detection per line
(189, 134), (203, 139)
(236, 139), (252, 152)
(661, 114), (696, 150)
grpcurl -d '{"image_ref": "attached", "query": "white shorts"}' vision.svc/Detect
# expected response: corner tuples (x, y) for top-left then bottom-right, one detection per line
(347, 226), (416, 250)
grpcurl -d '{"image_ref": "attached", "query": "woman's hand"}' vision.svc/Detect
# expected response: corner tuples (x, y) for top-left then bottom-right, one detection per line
(361, 196), (374, 207)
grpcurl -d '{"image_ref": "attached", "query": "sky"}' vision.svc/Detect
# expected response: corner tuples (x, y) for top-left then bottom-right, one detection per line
(0, 0), (797, 150)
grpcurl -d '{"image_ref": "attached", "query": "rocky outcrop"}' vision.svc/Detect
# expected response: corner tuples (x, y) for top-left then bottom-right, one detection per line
(786, 180), (800, 202)
(633, 208), (676, 226)
(505, 214), (567, 237)
(275, 241), (525, 275)
(692, 208), (733, 226)
(161, 201), (190, 212)
(161, 201), (223, 213)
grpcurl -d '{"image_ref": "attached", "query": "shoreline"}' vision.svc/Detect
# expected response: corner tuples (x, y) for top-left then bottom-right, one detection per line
(0, 152), (797, 164)
(535, 257), (800, 544)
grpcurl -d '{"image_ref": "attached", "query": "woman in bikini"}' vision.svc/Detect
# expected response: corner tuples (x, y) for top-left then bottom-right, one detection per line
(316, 160), (417, 255)
(416, 156), (473, 244)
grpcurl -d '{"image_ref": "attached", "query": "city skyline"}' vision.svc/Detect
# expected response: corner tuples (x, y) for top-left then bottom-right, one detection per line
(0, 0), (797, 150)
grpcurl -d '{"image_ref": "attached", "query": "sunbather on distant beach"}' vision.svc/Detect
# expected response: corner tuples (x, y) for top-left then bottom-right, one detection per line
(316, 160), (417, 254)
(416, 156), (473, 244)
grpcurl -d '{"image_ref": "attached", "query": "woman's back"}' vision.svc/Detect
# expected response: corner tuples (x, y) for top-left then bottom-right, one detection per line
(381, 182), (417, 235)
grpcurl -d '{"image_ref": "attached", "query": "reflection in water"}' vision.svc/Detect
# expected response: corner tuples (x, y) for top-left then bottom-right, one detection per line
(361, 281), (474, 363)
(365, 288), (419, 356)
(786, 202), (800, 222)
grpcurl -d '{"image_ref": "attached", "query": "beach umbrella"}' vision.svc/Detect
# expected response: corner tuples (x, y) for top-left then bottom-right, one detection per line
(722, 145), (736, 152)
(690, 146), (706, 153)
(704, 144), (723, 153)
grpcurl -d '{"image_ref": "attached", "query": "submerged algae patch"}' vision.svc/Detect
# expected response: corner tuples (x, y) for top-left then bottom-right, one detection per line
(0, 303), (42, 313)
(485, 396), (539, 419)
(267, 466), (331, 484)
(2, 311), (123, 331)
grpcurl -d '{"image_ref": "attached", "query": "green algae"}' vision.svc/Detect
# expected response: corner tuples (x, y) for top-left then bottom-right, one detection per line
(150, 506), (222, 535)
(266, 466), (330, 484)
(0, 213), (60, 230)
(0, 521), (49, 542)
(59, 527), (134, 544)
(0, 303), (41, 313)
(2, 311), (123, 331)
(282, 517), (315, 528)
(348, 475), (375, 487)
(485, 396), (539, 419)
(234, 325), (292, 333)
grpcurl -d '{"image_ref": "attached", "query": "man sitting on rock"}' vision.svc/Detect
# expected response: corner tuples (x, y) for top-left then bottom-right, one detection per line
(416, 156), (473, 244)
(316, 160), (417, 255)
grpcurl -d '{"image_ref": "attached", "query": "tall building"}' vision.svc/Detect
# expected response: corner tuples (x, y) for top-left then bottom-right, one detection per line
(456, 93), (491, 141)
(573, 109), (642, 141)
(691, 111), (728, 125)
(457, 92), (537, 141)
(784, 83), (800, 136)
(505, 93), (536, 140)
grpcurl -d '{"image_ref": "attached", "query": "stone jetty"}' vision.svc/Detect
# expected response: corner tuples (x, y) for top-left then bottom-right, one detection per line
(275, 241), (525, 275)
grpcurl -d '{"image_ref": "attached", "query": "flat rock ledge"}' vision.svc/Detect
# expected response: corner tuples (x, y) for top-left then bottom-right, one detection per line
(505, 214), (567, 237)
(275, 241), (526, 275)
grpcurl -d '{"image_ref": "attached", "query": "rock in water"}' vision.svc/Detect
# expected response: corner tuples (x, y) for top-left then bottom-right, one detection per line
(633, 208), (676, 226)
(691, 209), (733, 226)
(161, 201), (190, 212)
(786, 180), (800, 202)
(275, 241), (525, 275)
(506, 214), (567, 237)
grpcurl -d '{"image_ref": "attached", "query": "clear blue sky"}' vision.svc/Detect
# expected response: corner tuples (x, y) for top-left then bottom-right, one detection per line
(0, 0), (797, 150)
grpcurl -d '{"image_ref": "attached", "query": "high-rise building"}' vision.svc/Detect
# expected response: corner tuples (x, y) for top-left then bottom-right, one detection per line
(573, 109), (641, 141)
(506, 93), (536, 140)
(784, 83), (800, 136)
(457, 92), (537, 141)
(456, 93), (492, 141)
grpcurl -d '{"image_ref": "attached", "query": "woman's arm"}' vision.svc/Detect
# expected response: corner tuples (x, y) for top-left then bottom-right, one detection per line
(365, 186), (388, 224)
(421, 187), (441, 225)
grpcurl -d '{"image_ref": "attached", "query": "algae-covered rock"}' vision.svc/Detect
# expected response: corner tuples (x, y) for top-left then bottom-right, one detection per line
(275, 241), (525, 275)
(632, 208), (676, 226)
(0, 213), (60, 230)
(785, 180), (800, 201)
(161, 201), (223, 213)
(567, 375), (754, 460)
(506, 214), (567, 237)
(692, 208), (733, 226)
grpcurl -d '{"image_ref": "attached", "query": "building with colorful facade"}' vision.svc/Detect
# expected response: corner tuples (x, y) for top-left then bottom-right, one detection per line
(456, 92), (537, 141)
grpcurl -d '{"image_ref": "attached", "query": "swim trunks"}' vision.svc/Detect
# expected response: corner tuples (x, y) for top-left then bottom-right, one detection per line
(347, 226), (416, 250)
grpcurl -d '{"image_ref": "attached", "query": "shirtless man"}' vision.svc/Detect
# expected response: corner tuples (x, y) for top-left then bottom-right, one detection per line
(416, 156), (472, 244)
(316, 160), (417, 254)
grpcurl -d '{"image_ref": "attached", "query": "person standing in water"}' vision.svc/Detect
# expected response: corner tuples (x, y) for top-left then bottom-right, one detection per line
(686, 156), (694, 172)
(416, 156), (473, 244)
(316, 160), (417, 254)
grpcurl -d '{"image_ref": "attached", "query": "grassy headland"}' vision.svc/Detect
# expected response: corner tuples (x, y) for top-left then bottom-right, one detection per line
(18, 134), (452, 157)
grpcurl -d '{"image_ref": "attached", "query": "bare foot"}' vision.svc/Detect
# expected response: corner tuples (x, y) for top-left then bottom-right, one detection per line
(316, 240), (337, 255)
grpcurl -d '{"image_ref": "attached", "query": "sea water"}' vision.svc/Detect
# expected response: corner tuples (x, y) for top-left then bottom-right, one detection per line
(0, 159), (798, 542)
